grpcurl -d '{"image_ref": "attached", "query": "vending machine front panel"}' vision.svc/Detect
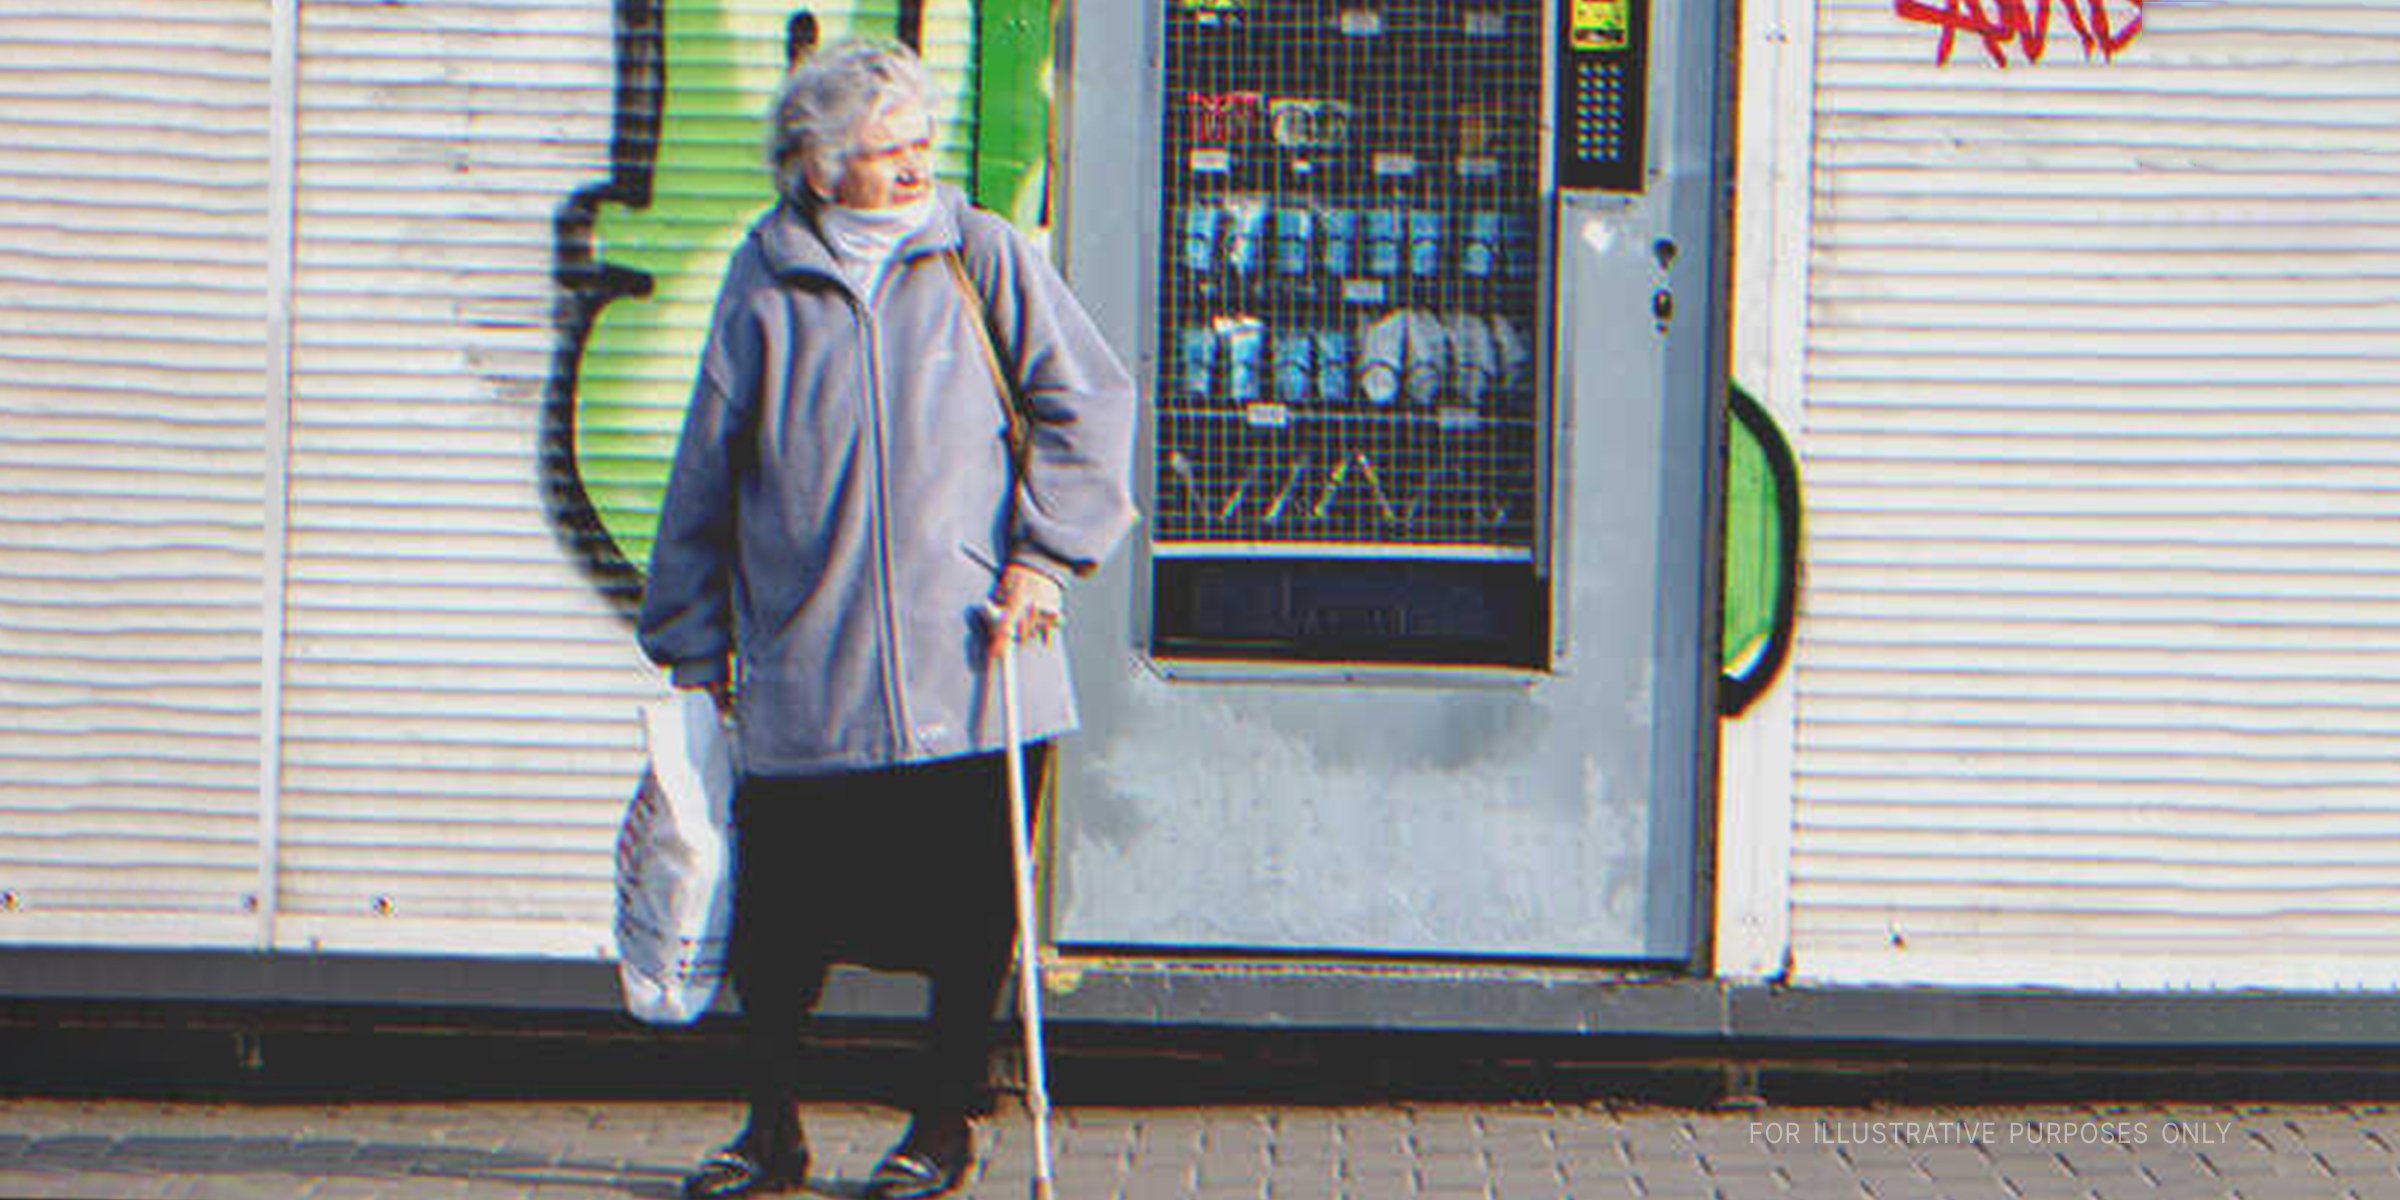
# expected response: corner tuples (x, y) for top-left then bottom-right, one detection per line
(1047, 0), (1727, 965)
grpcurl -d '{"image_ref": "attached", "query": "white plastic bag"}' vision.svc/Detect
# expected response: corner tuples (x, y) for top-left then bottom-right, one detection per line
(613, 690), (735, 1025)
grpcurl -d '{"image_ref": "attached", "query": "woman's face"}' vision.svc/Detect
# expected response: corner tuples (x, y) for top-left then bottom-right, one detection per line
(822, 100), (934, 210)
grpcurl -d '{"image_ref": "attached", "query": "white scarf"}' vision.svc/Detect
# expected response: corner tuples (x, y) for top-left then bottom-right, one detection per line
(816, 195), (937, 297)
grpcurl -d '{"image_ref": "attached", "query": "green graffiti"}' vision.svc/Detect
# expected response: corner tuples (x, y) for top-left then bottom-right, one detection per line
(1720, 384), (1799, 713)
(564, 1), (1051, 578)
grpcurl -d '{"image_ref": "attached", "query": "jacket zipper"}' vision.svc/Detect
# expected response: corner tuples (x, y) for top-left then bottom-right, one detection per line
(848, 284), (916, 758)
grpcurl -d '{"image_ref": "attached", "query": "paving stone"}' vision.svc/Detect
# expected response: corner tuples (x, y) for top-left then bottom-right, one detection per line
(1269, 1146), (1341, 1171)
(2145, 1186), (2237, 1200)
(1488, 1178), (1572, 1200)
(2086, 1182), (2166, 1200)
(2221, 1184), (2349, 1200)
(198, 1176), (276, 1200)
(2004, 1178), (2095, 1198)
(2142, 1159), (2224, 1186)
(1417, 1186), (1493, 1200)
(520, 1186), (621, 1200)
(2201, 1155), (2314, 1179)
(1197, 1157), (1269, 1188)
(1631, 1184), (1720, 1200)
(1261, 1178), (1343, 1200)
(1779, 1158), (1865, 1181)
(1703, 1157), (1787, 1182)
(5, 1096), (2400, 1200)
(1264, 1160), (1342, 1193)
(1338, 1159), (1415, 1187)
(1918, 1155), (2004, 1182)
(1709, 1178), (1789, 1200)
(1419, 1155), (1492, 1191)
(1195, 1181), (1270, 1200)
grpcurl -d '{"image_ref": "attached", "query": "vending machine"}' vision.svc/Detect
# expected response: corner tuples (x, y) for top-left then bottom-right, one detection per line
(1052, 0), (1728, 964)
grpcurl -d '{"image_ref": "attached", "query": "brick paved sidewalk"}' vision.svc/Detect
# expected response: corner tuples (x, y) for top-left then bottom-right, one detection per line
(2, 1098), (2398, 1200)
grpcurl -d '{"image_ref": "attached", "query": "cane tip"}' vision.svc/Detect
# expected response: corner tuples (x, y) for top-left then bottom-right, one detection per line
(1031, 1179), (1056, 1200)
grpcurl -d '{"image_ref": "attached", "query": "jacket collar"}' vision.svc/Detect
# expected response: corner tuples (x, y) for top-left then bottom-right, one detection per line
(757, 184), (968, 290)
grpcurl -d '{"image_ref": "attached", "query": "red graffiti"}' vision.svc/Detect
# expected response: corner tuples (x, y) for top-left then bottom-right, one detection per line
(1894, 0), (2141, 65)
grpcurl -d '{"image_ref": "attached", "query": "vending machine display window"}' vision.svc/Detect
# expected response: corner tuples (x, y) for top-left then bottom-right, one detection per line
(1151, 0), (1551, 667)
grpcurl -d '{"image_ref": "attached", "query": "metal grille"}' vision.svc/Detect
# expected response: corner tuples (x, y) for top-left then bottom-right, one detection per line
(1154, 0), (1542, 558)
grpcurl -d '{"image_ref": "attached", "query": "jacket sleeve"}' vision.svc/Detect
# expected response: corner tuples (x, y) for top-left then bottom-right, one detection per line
(636, 268), (764, 686)
(965, 216), (1141, 581)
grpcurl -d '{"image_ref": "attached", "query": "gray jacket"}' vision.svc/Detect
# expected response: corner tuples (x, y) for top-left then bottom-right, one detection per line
(637, 187), (1139, 777)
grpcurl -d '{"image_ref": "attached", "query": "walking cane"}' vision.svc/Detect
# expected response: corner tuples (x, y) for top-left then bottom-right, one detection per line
(985, 605), (1059, 1200)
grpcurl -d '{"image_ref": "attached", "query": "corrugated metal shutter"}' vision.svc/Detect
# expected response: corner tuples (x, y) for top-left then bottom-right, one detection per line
(0, 2), (271, 949)
(1793, 0), (2400, 987)
(273, 0), (631, 955)
(0, 0), (1022, 965)
(274, 0), (986, 957)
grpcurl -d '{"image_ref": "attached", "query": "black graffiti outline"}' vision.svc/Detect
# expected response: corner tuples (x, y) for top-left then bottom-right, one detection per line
(540, 6), (907, 622)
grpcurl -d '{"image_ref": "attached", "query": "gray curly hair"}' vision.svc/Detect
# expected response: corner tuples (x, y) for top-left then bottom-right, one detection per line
(767, 37), (940, 204)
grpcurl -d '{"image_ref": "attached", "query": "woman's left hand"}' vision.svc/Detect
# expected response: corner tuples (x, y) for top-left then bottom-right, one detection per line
(988, 564), (1065, 663)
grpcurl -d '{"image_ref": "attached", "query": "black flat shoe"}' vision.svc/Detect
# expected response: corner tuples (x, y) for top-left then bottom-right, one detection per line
(681, 1137), (809, 1200)
(862, 1119), (972, 1200)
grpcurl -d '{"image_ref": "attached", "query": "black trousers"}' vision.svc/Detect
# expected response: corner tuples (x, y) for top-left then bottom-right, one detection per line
(729, 744), (1049, 1128)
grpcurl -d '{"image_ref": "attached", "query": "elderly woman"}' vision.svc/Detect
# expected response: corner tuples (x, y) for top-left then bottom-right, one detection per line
(637, 37), (1138, 1200)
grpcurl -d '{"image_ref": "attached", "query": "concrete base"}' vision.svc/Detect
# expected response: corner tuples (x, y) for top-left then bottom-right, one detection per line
(8, 948), (2400, 1050)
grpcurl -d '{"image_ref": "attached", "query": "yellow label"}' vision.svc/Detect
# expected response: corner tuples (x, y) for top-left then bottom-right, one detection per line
(1570, 0), (1629, 50)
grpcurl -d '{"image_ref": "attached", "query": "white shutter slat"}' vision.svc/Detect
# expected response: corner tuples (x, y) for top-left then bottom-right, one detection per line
(0, 2), (269, 937)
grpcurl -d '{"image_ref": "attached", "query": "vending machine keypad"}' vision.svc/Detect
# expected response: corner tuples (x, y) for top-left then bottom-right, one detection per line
(1556, 0), (1647, 191)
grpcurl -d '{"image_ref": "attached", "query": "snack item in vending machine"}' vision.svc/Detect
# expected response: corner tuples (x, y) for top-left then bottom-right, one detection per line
(1501, 211), (1534, 277)
(1455, 101), (1515, 158)
(1407, 209), (1446, 278)
(1363, 208), (1405, 277)
(1222, 195), (1270, 275)
(1461, 210), (1502, 278)
(1446, 313), (1497, 407)
(1491, 315), (1533, 399)
(1317, 207), (1357, 275)
(1315, 329), (1353, 405)
(1178, 326), (1218, 402)
(1271, 328), (1316, 405)
(1185, 91), (1264, 148)
(1358, 309), (1450, 407)
(1356, 310), (1405, 406)
(1272, 207), (1314, 277)
(1180, 203), (1222, 274)
(1216, 314), (1267, 404)
(1400, 309), (1449, 406)
(1267, 98), (1354, 149)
